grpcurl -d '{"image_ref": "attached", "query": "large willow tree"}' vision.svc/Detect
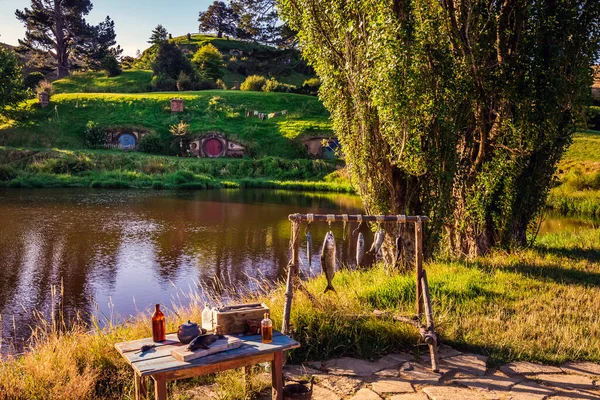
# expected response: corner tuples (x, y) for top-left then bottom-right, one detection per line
(279, 0), (600, 258)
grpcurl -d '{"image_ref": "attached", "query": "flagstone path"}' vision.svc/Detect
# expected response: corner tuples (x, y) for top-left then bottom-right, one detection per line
(282, 346), (600, 399)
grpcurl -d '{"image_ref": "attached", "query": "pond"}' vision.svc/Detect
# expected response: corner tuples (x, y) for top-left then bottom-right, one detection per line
(0, 188), (594, 353)
(0, 188), (366, 352)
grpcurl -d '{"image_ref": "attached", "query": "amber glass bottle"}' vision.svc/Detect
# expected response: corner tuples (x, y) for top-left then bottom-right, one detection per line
(152, 304), (166, 342)
(261, 313), (272, 344)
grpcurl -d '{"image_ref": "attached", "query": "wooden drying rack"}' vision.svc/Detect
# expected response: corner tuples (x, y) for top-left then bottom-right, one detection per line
(282, 213), (440, 372)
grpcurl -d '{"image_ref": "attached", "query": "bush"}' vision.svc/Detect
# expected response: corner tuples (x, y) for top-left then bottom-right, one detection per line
(35, 80), (54, 96)
(176, 72), (194, 91)
(24, 72), (45, 90)
(138, 133), (164, 154)
(101, 55), (122, 77)
(197, 80), (218, 90)
(85, 121), (107, 148)
(192, 44), (225, 81)
(301, 77), (320, 94)
(240, 75), (267, 91)
(216, 79), (227, 90)
(0, 165), (17, 181)
(263, 78), (296, 93)
(151, 73), (177, 91)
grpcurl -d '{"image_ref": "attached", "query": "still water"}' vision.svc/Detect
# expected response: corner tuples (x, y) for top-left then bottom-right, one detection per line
(0, 188), (594, 352)
(0, 189), (364, 351)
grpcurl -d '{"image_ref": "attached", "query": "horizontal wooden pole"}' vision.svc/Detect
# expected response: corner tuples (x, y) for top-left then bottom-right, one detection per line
(288, 213), (429, 223)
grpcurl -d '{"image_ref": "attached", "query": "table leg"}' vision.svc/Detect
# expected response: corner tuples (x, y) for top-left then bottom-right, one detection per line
(154, 375), (167, 400)
(271, 351), (284, 400)
(243, 366), (251, 393)
(134, 373), (147, 400)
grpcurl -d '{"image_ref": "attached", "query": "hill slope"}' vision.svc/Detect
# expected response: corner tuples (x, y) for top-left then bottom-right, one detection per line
(0, 91), (332, 159)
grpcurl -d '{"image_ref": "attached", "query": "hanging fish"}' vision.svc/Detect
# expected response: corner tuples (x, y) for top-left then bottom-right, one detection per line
(321, 231), (336, 293)
(306, 231), (313, 268)
(395, 237), (402, 263)
(356, 233), (365, 266)
(187, 334), (225, 351)
(369, 229), (385, 255)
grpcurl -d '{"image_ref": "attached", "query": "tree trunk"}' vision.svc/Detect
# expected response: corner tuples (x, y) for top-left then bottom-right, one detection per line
(54, 0), (69, 78)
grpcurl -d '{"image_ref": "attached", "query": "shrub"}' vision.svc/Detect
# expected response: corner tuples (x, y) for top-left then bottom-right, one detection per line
(0, 165), (17, 181)
(176, 72), (194, 91)
(263, 78), (296, 93)
(138, 133), (164, 154)
(85, 121), (107, 148)
(301, 77), (320, 94)
(240, 75), (266, 91)
(216, 79), (227, 90)
(187, 33), (192, 41)
(35, 80), (54, 96)
(101, 55), (122, 77)
(192, 44), (224, 81)
(197, 80), (218, 90)
(24, 72), (45, 90)
(151, 73), (177, 91)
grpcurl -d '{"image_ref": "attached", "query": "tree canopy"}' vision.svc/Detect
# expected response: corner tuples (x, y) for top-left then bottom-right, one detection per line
(279, 0), (600, 259)
(199, 1), (239, 38)
(152, 42), (194, 80)
(149, 24), (169, 45)
(192, 44), (225, 81)
(15, 0), (119, 78)
(0, 47), (26, 115)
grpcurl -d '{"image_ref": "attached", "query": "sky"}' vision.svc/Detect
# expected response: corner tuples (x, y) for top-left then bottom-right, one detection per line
(0, 0), (213, 56)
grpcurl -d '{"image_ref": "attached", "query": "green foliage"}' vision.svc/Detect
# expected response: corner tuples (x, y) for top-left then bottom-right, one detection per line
(0, 47), (26, 113)
(192, 44), (225, 81)
(101, 55), (121, 77)
(176, 72), (194, 91)
(263, 77), (295, 93)
(149, 24), (169, 45)
(280, 0), (600, 257)
(24, 72), (45, 90)
(300, 77), (320, 94)
(85, 121), (107, 148)
(152, 42), (194, 80)
(138, 133), (165, 154)
(151, 73), (177, 91)
(35, 80), (54, 96)
(240, 75), (266, 91)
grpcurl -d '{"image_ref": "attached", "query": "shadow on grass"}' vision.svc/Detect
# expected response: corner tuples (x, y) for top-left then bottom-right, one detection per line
(534, 244), (600, 263)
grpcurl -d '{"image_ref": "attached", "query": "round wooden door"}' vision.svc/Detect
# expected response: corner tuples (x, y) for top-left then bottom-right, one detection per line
(203, 138), (224, 157)
(118, 133), (136, 148)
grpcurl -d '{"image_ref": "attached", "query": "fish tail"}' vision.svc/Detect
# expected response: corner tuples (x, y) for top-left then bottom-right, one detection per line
(324, 283), (336, 293)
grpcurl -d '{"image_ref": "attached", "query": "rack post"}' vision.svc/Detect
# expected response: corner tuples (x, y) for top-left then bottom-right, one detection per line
(282, 220), (300, 335)
(415, 217), (424, 316)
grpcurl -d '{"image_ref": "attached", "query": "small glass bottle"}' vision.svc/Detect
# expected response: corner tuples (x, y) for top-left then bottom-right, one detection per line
(152, 304), (166, 342)
(261, 313), (273, 344)
(202, 303), (213, 331)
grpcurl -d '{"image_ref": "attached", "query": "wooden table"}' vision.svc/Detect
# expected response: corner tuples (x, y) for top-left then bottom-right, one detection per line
(115, 331), (300, 400)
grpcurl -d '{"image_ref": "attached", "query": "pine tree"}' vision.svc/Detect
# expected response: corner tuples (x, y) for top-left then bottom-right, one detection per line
(149, 25), (169, 45)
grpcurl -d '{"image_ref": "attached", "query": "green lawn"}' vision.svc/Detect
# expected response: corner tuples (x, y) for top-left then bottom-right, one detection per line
(548, 129), (600, 215)
(53, 70), (153, 94)
(0, 91), (332, 159)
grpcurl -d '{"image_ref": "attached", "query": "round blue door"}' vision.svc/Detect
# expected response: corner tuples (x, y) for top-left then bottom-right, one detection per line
(118, 133), (136, 147)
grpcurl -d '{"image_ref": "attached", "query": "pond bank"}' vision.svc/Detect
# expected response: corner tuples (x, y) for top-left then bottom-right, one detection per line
(0, 147), (353, 192)
(1, 227), (600, 399)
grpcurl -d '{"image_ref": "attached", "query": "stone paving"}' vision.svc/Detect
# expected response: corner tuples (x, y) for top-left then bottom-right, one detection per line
(283, 346), (600, 399)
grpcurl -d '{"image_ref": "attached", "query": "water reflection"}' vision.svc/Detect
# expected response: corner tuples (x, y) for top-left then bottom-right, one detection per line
(0, 189), (366, 351)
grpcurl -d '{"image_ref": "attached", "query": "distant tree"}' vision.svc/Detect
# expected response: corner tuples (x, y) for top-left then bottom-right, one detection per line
(187, 33), (192, 41)
(0, 47), (26, 115)
(135, 49), (142, 58)
(168, 33), (173, 40)
(198, 1), (239, 38)
(120, 56), (135, 69)
(76, 16), (122, 70)
(101, 54), (121, 77)
(231, 0), (281, 44)
(15, 0), (118, 78)
(152, 42), (194, 80)
(149, 24), (169, 45)
(192, 44), (224, 81)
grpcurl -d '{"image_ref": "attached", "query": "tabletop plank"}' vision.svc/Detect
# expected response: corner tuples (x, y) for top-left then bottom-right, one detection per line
(126, 332), (299, 376)
(115, 333), (180, 355)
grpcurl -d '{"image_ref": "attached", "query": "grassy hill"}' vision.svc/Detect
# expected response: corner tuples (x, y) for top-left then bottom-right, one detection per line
(0, 91), (332, 159)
